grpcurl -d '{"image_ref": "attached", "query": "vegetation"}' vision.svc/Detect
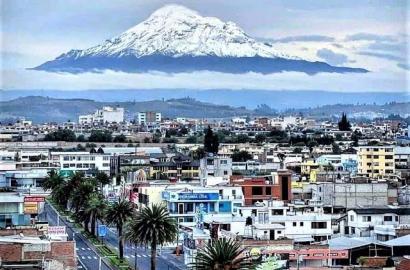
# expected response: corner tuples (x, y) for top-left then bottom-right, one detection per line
(44, 129), (77, 142)
(204, 126), (219, 153)
(88, 130), (113, 142)
(124, 204), (177, 270)
(231, 150), (253, 162)
(190, 238), (252, 270)
(338, 112), (351, 131)
(105, 199), (134, 259)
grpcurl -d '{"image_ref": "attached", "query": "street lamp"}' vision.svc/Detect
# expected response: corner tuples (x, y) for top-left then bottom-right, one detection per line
(134, 243), (138, 270)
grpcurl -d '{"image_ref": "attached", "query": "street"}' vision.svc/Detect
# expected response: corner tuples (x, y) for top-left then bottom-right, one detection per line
(43, 202), (111, 270)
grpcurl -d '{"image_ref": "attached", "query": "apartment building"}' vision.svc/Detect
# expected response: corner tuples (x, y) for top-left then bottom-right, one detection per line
(357, 146), (395, 178)
(199, 155), (232, 185)
(79, 106), (124, 124)
(51, 151), (111, 174)
(137, 111), (162, 125)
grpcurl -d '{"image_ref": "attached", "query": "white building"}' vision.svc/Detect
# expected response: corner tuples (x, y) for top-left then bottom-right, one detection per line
(51, 151), (111, 174)
(346, 207), (410, 241)
(79, 106), (124, 124)
(199, 155), (232, 186)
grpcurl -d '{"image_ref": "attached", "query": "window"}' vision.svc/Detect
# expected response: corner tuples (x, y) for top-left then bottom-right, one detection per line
(220, 160), (228, 165)
(362, 216), (371, 222)
(366, 155), (372, 158)
(293, 222), (297, 227)
(312, 222), (327, 229)
(384, 216), (393, 222)
(395, 216), (399, 222)
(63, 164), (69, 168)
(385, 155), (393, 159)
(266, 187), (271, 195)
(252, 186), (263, 195)
(103, 156), (110, 161)
(103, 163), (110, 167)
(63, 156), (70, 161)
(224, 170), (228, 175)
(300, 222), (304, 226)
(206, 159), (214, 165)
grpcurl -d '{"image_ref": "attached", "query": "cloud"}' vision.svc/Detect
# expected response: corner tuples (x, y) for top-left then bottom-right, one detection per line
(316, 48), (349, 66)
(2, 68), (406, 93)
(345, 33), (397, 42)
(397, 63), (409, 70)
(264, 35), (335, 43)
(358, 51), (404, 62)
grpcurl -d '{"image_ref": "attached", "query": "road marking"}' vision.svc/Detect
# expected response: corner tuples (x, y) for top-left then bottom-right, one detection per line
(124, 255), (129, 258)
(87, 248), (91, 251)
(81, 247), (86, 251)
(131, 255), (135, 258)
(78, 265), (83, 269)
(81, 256), (86, 260)
(137, 255), (141, 258)
(87, 256), (92, 259)
(93, 256), (98, 260)
(142, 254), (147, 258)
(76, 248), (79, 251)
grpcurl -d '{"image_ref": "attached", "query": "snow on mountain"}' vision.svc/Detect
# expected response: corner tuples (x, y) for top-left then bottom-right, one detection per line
(33, 4), (367, 74)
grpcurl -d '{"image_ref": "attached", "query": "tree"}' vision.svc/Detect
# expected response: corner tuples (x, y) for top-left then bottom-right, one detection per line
(124, 204), (177, 270)
(204, 126), (219, 153)
(192, 147), (206, 160)
(44, 129), (76, 141)
(254, 134), (266, 144)
(105, 199), (134, 259)
(88, 130), (112, 142)
(190, 238), (252, 270)
(83, 194), (107, 236)
(95, 171), (111, 188)
(113, 134), (127, 143)
(332, 143), (341, 154)
(338, 113), (351, 131)
(277, 153), (286, 169)
(231, 150), (253, 162)
(185, 136), (198, 144)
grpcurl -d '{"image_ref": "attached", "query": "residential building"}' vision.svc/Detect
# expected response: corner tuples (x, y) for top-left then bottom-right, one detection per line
(357, 146), (395, 178)
(79, 106), (124, 124)
(137, 111), (162, 125)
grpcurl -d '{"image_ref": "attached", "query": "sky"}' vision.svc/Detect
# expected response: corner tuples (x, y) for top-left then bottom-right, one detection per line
(1, 0), (409, 92)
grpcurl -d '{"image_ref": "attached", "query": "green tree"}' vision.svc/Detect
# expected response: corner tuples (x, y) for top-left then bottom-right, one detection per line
(113, 134), (127, 143)
(338, 113), (351, 131)
(204, 126), (219, 153)
(83, 194), (107, 236)
(254, 134), (266, 144)
(89, 130), (112, 142)
(124, 204), (177, 270)
(44, 129), (76, 141)
(332, 143), (342, 154)
(105, 199), (134, 259)
(185, 136), (198, 144)
(231, 150), (253, 162)
(190, 238), (252, 270)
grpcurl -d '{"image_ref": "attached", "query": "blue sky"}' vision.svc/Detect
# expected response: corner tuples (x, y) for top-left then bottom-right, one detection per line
(1, 0), (409, 91)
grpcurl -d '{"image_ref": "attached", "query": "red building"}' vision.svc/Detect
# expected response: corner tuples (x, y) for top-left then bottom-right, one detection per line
(231, 170), (292, 206)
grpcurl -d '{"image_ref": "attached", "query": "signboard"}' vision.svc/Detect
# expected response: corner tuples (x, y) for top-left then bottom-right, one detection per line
(178, 193), (219, 201)
(262, 249), (349, 260)
(24, 202), (38, 214)
(48, 226), (66, 236)
(35, 222), (49, 232)
(24, 196), (45, 203)
(98, 225), (107, 237)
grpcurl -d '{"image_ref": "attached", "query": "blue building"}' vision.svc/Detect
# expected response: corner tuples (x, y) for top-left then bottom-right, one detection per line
(161, 186), (240, 223)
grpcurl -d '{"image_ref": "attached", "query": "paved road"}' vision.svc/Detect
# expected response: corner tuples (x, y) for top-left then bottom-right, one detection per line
(98, 220), (186, 270)
(43, 203), (111, 270)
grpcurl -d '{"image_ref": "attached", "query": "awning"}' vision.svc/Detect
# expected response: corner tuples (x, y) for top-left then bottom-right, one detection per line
(384, 235), (410, 247)
(293, 237), (314, 243)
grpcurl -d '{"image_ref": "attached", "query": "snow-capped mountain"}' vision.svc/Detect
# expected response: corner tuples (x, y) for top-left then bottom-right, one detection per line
(33, 4), (367, 74)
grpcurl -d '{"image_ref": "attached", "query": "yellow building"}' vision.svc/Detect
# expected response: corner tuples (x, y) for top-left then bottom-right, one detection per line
(301, 160), (319, 175)
(358, 146), (395, 178)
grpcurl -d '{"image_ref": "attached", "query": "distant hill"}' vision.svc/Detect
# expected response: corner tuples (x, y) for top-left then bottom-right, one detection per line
(0, 96), (408, 123)
(1, 89), (407, 110)
(0, 96), (254, 123)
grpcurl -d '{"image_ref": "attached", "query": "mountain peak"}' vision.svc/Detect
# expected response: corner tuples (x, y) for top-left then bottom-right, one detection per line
(32, 5), (368, 75)
(148, 4), (200, 20)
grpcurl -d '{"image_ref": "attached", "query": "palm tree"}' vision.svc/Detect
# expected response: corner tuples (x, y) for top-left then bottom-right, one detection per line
(70, 179), (95, 213)
(190, 238), (252, 270)
(105, 199), (134, 259)
(84, 194), (107, 236)
(124, 204), (177, 270)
